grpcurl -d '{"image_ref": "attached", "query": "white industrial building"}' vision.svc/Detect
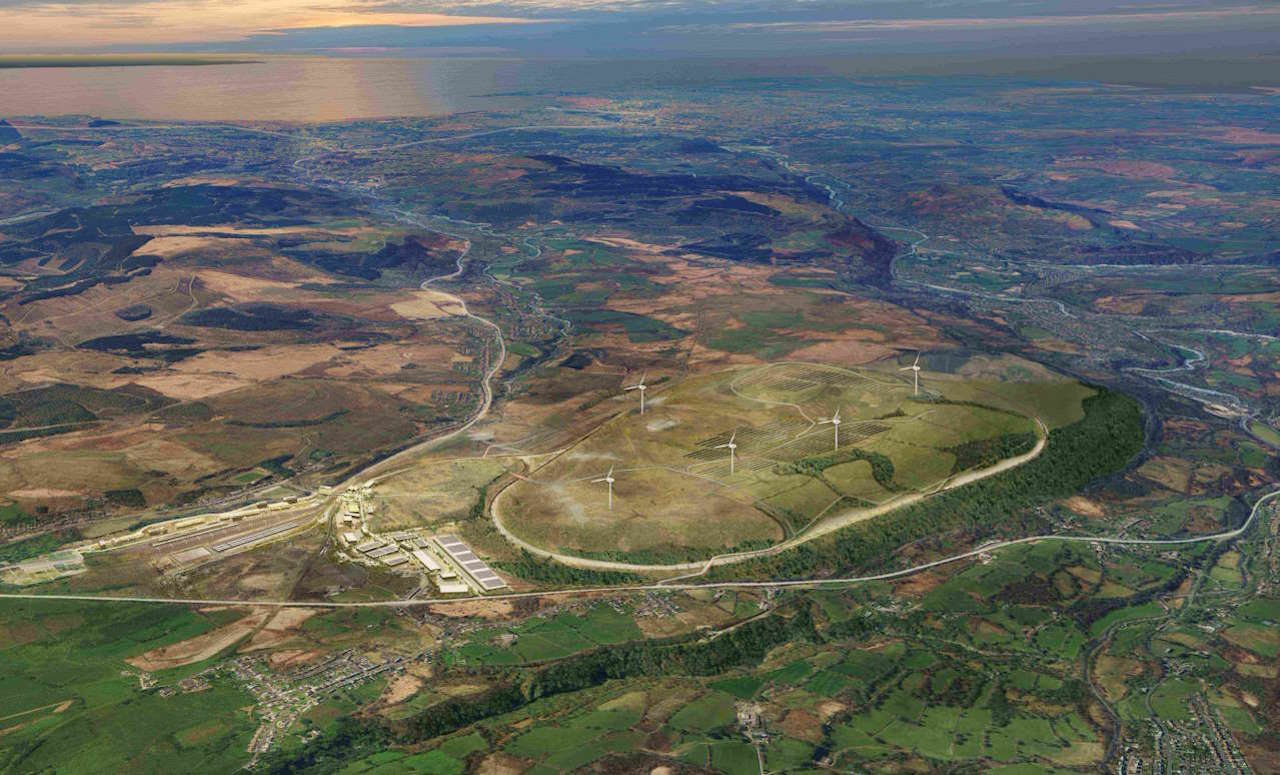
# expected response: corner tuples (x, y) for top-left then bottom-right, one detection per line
(434, 534), (507, 590)
(411, 549), (441, 572)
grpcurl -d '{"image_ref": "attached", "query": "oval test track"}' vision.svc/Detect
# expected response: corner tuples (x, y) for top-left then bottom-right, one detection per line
(488, 416), (1049, 574)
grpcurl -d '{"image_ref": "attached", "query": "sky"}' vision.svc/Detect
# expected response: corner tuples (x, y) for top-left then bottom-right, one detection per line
(1, 0), (543, 49)
(2, 0), (1278, 57)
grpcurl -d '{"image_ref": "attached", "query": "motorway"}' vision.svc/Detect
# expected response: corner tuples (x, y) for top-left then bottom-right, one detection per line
(3, 489), (1274, 610)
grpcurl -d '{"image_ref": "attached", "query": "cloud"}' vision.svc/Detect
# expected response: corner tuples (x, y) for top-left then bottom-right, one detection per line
(2, 0), (1275, 51)
(0, 0), (549, 49)
(704, 5), (1280, 34)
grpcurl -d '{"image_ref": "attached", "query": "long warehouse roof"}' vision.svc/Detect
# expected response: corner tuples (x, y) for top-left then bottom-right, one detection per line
(434, 534), (507, 590)
(210, 521), (301, 553)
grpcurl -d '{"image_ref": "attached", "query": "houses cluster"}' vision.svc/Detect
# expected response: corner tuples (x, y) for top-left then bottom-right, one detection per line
(1120, 695), (1252, 775)
(231, 649), (416, 763)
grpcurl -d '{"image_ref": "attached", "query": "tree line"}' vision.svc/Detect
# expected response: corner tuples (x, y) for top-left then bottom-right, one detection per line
(264, 605), (815, 773)
(709, 388), (1145, 582)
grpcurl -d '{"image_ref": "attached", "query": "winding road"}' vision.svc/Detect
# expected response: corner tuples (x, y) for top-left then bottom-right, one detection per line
(345, 236), (507, 486)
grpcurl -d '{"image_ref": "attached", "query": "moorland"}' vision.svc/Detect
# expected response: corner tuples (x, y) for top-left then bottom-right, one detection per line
(0, 73), (1277, 773)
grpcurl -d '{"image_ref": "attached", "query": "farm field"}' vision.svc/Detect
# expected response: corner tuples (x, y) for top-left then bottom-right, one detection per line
(0, 599), (257, 772)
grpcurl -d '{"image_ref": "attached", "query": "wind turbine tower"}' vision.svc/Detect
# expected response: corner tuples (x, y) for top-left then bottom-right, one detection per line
(900, 353), (922, 396)
(625, 371), (648, 414)
(593, 466), (616, 511)
(716, 432), (738, 475)
(821, 408), (842, 451)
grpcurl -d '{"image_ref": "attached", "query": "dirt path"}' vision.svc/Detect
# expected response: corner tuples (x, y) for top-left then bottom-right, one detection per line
(126, 608), (272, 670)
(0, 699), (74, 724)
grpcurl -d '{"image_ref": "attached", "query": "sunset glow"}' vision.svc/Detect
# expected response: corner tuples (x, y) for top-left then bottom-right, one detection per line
(1, 0), (545, 50)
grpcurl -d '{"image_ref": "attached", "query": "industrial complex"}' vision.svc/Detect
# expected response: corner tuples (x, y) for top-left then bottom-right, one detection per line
(335, 485), (507, 595)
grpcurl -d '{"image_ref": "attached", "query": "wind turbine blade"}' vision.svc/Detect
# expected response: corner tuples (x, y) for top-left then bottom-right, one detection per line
(913, 352), (920, 366)
(899, 366), (912, 371)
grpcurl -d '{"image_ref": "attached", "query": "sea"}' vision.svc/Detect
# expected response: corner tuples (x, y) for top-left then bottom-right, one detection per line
(0, 52), (1270, 123)
(0, 56), (813, 122)
(0, 58), (548, 122)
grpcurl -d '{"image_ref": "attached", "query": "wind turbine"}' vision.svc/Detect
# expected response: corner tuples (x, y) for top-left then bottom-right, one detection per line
(716, 432), (738, 475)
(593, 466), (616, 511)
(625, 371), (648, 414)
(820, 408), (842, 451)
(900, 352), (922, 396)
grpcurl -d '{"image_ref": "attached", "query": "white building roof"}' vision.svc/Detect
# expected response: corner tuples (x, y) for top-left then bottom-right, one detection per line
(411, 549), (441, 572)
(434, 533), (507, 590)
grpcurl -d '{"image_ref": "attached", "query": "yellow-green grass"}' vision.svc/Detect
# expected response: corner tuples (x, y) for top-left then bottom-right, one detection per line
(761, 476), (842, 520)
(915, 376), (1095, 430)
(500, 459), (781, 554)
(857, 437), (956, 491)
(823, 460), (895, 503)
(1222, 624), (1280, 659)
(372, 458), (510, 531)
(499, 361), (1067, 557)
(0, 450), (147, 500)
(1249, 419), (1280, 448)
